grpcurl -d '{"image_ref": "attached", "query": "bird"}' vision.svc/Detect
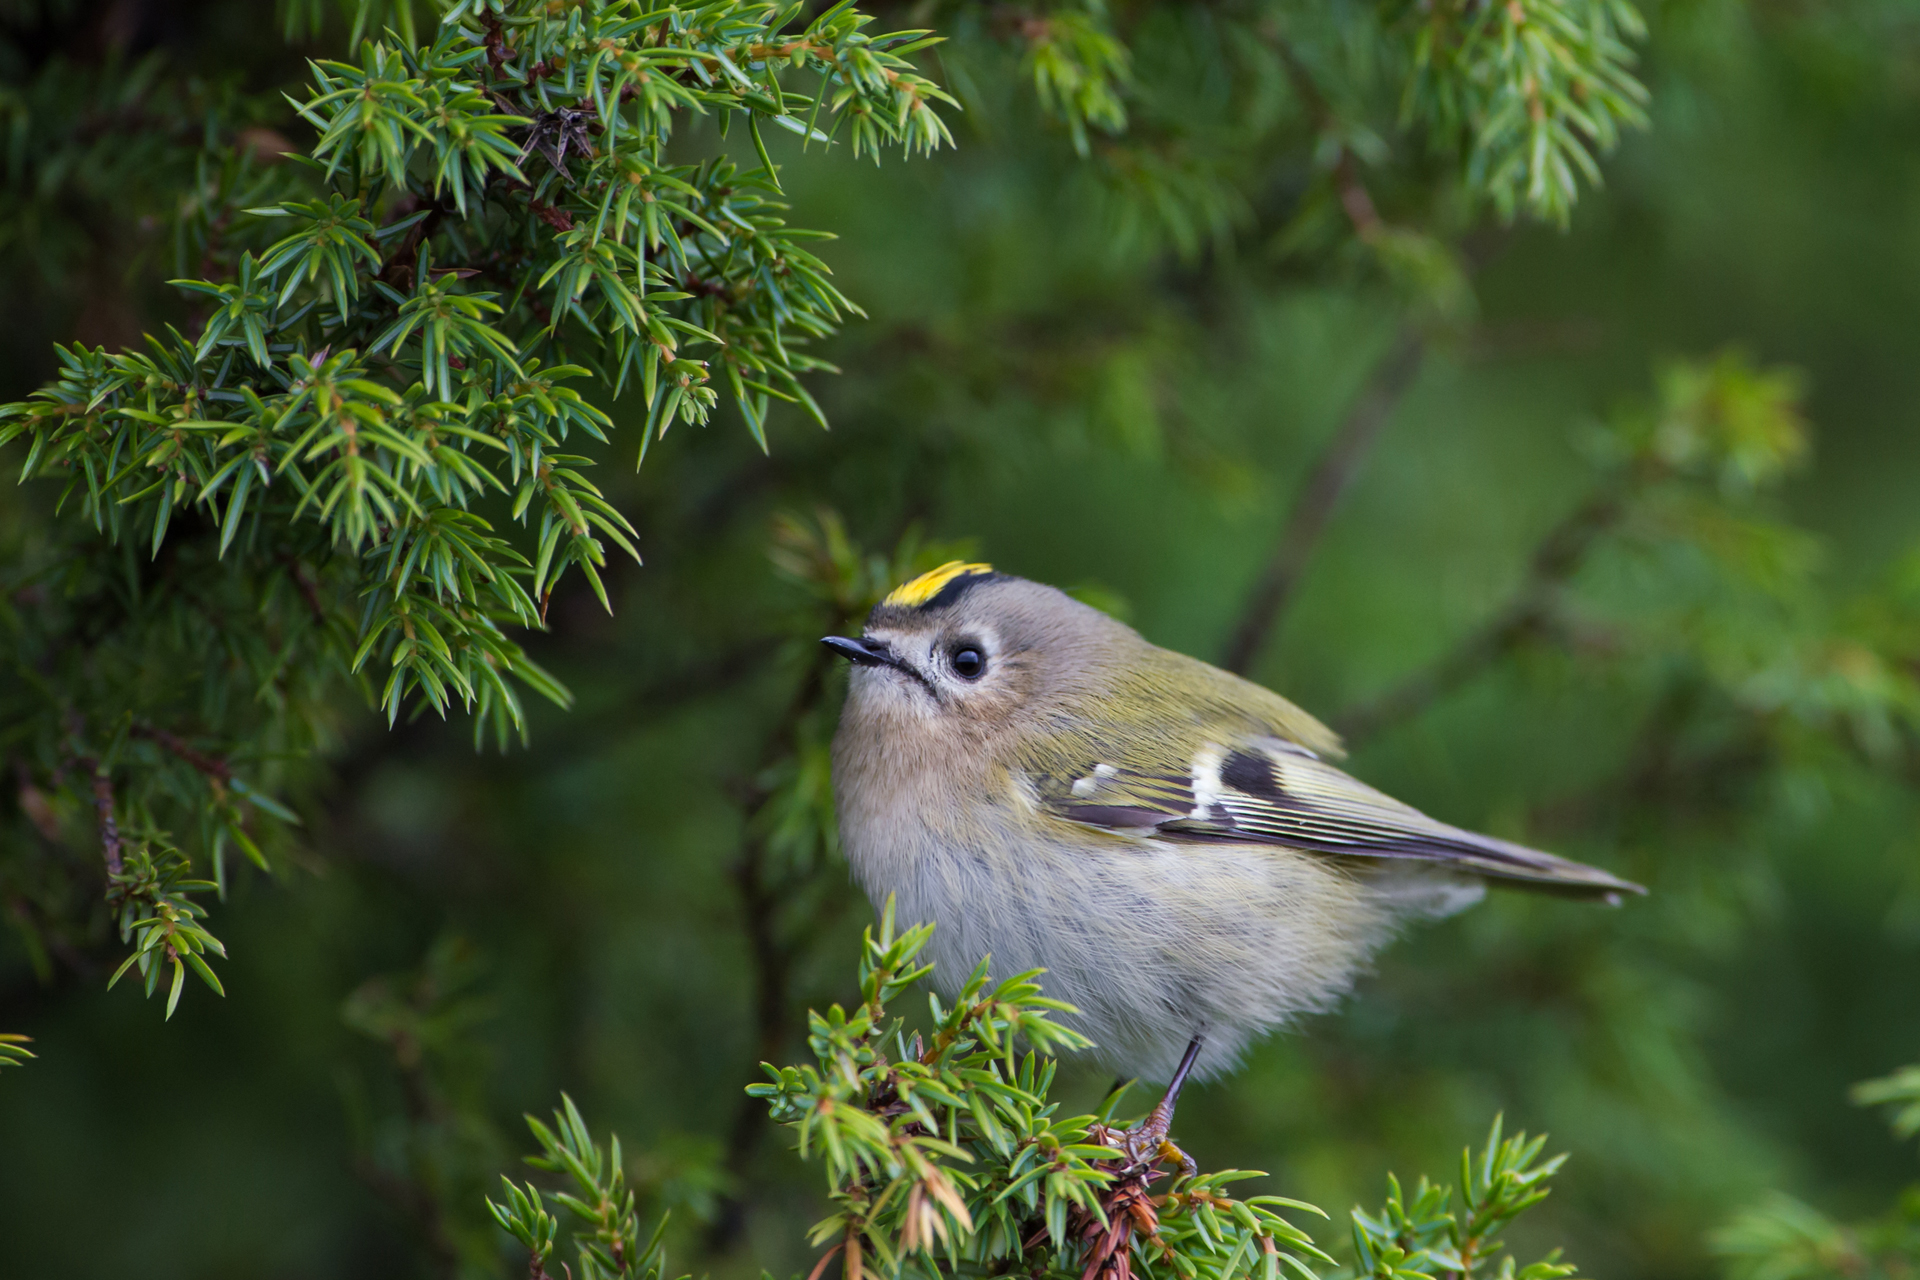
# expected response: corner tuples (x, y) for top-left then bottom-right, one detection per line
(822, 561), (1642, 1149)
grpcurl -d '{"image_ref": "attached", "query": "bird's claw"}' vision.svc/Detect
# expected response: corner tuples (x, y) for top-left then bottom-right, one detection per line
(1102, 1035), (1207, 1179)
(1121, 1137), (1197, 1182)
(1110, 1124), (1195, 1180)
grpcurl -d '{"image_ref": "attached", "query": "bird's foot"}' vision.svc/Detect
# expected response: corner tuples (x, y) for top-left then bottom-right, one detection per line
(1079, 1038), (1206, 1280)
(1093, 1035), (1206, 1179)
(1118, 1131), (1199, 1182)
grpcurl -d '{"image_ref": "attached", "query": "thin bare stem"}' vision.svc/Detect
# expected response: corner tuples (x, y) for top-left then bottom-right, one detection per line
(85, 762), (123, 879)
(1267, 29), (1383, 241)
(1334, 490), (1625, 745)
(132, 723), (232, 783)
(709, 646), (839, 1252)
(1220, 329), (1425, 675)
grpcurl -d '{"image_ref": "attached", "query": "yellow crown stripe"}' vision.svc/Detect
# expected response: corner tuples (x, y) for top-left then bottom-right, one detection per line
(883, 561), (995, 608)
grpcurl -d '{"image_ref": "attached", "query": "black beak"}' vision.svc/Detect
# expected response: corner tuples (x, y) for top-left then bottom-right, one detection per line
(821, 635), (896, 668)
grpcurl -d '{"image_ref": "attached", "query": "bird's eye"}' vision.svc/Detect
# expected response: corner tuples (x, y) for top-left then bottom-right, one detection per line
(949, 645), (987, 681)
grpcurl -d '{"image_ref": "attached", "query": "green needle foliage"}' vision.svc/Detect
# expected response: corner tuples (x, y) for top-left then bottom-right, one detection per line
(1854, 1066), (1920, 1147)
(491, 914), (1584, 1280)
(6, 2), (1919, 1280)
(5, 0), (953, 735)
(748, 902), (1335, 1280)
(0, 0), (1661, 1030)
(1345, 1120), (1575, 1280)
(103, 843), (228, 1018)
(491, 1093), (675, 1280)
(1399, 0), (1649, 226)
(1712, 1058), (1920, 1280)
(0, 1032), (30, 1071)
(0, 0), (952, 1015)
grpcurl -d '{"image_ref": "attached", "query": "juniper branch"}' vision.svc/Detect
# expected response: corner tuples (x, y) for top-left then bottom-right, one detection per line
(1222, 329), (1425, 676)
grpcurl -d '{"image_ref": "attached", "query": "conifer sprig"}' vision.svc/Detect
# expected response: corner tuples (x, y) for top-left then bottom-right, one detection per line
(1714, 1057), (1920, 1280)
(0, 0), (956, 1019)
(493, 938), (1587, 1280)
(750, 903), (1336, 1280)
(490, 1093), (675, 1280)
(0, 1033), (33, 1071)
(1347, 1119), (1577, 1280)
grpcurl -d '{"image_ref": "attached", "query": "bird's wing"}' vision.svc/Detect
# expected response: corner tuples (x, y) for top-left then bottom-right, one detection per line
(1030, 734), (1643, 901)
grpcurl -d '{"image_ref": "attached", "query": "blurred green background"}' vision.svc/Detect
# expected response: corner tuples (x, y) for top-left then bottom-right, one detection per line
(2, 1), (1918, 1278)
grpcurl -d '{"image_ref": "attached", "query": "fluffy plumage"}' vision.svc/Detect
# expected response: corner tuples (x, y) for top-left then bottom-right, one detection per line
(827, 567), (1643, 1082)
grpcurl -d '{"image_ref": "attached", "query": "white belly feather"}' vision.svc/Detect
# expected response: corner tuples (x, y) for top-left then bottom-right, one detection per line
(839, 798), (1435, 1083)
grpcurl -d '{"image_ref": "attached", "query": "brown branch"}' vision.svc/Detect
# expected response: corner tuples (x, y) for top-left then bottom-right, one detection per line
(281, 554), (327, 625)
(131, 723), (231, 783)
(707, 583), (874, 1251)
(1220, 328), (1425, 675)
(1334, 151), (1382, 239)
(379, 200), (452, 289)
(346, 971), (466, 1280)
(478, 10), (514, 78)
(81, 759), (123, 878)
(1266, 28), (1382, 240)
(350, 1154), (462, 1280)
(1333, 489), (1626, 745)
(708, 648), (835, 1253)
(11, 759), (63, 843)
(1214, 30), (1447, 678)
(1525, 678), (1705, 839)
(527, 195), (574, 232)
(60, 710), (125, 878)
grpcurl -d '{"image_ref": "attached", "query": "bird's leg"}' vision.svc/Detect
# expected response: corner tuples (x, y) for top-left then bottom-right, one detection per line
(1119, 1035), (1203, 1179)
(1078, 1039), (1205, 1280)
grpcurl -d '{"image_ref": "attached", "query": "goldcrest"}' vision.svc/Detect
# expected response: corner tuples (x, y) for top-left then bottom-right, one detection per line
(824, 563), (1642, 1084)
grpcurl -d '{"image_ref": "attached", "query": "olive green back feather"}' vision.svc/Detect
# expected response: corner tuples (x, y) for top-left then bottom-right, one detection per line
(1009, 614), (1641, 902)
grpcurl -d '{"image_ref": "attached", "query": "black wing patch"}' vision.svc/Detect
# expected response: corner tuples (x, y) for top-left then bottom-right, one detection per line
(1219, 749), (1282, 798)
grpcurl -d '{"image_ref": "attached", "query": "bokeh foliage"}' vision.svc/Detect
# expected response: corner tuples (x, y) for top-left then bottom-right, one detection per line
(2, 0), (1919, 1279)
(1712, 1058), (1920, 1280)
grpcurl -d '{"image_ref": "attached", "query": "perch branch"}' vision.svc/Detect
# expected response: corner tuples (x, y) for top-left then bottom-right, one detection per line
(1220, 329), (1424, 675)
(1334, 490), (1625, 744)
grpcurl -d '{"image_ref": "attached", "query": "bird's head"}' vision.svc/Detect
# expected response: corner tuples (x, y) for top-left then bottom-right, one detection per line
(822, 563), (1131, 744)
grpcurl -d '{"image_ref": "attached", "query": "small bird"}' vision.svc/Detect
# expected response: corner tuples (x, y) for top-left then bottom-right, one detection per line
(824, 562), (1642, 1121)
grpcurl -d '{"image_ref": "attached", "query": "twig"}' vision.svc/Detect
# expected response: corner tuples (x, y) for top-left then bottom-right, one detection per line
(11, 759), (63, 843)
(1266, 28), (1383, 240)
(708, 648), (836, 1252)
(349, 974), (465, 1280)
(1333, 489), (1625, 745)
(1525, 678), (1689, 837)
(1214, 32), (1434, 677)
(351, 1154), (463, 1280)
(379, 200), (452, 288)
(479, 10), (515, 78)
(61, 710), (126, 878)
(82, 760), (123, 878)
(1220, 328), (1425, 675)
(131, 723), (231, 783)
(280, 553), (327, 625)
